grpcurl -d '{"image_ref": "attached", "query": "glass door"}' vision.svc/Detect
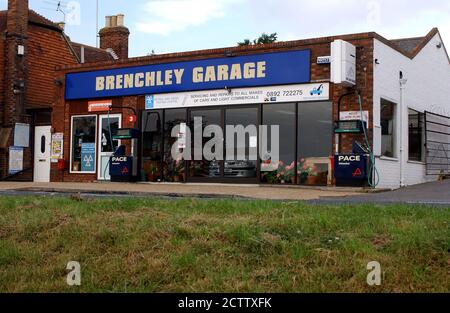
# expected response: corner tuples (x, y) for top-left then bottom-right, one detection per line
(187, 105), (259, 183)
(188, 108), (223, 180)
(98, 114), (121, 180)
(224, 106), (259, 181)
(142, 110), (163, 182)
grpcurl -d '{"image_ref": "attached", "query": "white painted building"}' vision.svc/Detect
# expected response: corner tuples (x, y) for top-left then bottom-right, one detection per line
(372, 29), (450, 189)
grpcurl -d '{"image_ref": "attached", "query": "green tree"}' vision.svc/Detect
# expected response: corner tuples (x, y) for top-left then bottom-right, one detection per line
(238, 33), (278, 46)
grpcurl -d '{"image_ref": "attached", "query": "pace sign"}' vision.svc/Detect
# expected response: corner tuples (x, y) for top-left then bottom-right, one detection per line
(65, 50), (311, 100)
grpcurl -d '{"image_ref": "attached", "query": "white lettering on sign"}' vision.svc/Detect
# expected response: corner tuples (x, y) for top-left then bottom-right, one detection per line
(112, 157), (128, 162)
(338, 155), (361, 162)
(88, 100), (112, 112)
(317, 56), (331, 64)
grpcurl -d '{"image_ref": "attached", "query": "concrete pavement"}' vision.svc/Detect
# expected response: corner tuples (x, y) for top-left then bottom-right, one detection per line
(0, 181), (363, 200)
(313, 179), (450, 206)
(1, 180), (448, 205)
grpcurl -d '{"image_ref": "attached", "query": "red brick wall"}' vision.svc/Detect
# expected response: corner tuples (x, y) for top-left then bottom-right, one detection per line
(54, 34), (375, 182)
(1, 0), (29, 179)
(50, 94), (144, 182)
(26, 24), (78, 109)
(0, 33), (4, 124)
(99, 26), (129, 60)
(0, 3), (78, 180)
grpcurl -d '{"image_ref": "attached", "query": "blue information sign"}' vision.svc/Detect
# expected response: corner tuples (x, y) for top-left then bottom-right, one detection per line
(145, 95), (154, 109)
(65, 50), (311, 100)
(81, 143), (95, 172)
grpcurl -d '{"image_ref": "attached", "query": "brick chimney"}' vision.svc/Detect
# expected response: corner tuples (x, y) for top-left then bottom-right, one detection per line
(4, 0), (29, 126)
(99, 14), (130, 60)
(0, 0), (29, 179)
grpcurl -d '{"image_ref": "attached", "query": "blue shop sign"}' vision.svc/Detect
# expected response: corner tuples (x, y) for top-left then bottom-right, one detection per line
(81, 143), (95, 172)
(65, 50), (311, 100)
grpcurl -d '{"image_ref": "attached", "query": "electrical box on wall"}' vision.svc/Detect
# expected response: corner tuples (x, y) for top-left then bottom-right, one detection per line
(331, 40), (356, 86)
(17, 45), (25, 56)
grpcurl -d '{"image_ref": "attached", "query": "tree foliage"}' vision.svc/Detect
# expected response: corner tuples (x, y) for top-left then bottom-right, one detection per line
(238, 33), (278, 46)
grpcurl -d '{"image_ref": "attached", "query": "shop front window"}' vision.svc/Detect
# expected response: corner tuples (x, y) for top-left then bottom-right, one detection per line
(297, 101), (333, 186)
(408, 109), (425, 162)
(71, 115), (97, 173)
(224, 107), (258, 178)
(163, 109), (186, 182)
(261, 103), (296, 184)
(189, 109), (222, 178)
(381, 99), (396, 158)
(142, 110), (163, 181)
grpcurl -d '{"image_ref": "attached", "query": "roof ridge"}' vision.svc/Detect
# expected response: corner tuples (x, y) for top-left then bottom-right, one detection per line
(373, 28), (441, 59)
(408, 28), (439, 57)
(28, 9), (58, 27)
(71, 42), (108, 52)
(390, 36), (425, 42)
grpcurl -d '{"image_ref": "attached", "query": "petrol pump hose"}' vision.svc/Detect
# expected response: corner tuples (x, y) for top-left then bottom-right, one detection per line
(102, 109), (116, 180)
(358, 92), (380, 187)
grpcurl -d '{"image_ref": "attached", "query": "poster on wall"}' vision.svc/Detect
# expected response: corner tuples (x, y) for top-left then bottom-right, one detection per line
(9, 146), (24, 175)
(51, 133), (64, 163)
(14, 123), (30, 147)
(81, 143), (95, 172)
(177, 123), (187, 149)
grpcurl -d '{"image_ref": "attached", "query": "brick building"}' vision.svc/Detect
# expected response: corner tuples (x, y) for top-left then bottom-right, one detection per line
(0, 0), (128, 181)
(54, 25), (450, 188)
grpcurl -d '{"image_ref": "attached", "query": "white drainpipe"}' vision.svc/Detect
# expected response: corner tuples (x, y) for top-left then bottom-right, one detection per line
(399, 78), (408, 187)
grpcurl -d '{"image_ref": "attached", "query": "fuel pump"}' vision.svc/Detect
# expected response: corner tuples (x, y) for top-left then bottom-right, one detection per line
(334, 92), (370, 187)
(109, 128), (140, 182)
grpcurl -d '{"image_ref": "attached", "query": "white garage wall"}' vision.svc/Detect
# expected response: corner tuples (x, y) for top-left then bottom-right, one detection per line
(373, 32), (450, 189)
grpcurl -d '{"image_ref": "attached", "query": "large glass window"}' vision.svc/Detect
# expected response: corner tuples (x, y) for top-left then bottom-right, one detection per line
(189, 109), (222, 178)
(163, 109), (186, 182)
(224, 107), (258, 178)
(261, 103), (296, 184)
(142, 110), (163, 181)
(408, 109), (425, 162)
(297, 101), (333, 186)
(71, 115), (97, 173)
(380, 99), (396, 158)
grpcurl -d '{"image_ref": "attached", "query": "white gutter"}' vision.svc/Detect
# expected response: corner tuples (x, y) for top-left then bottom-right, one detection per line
(399, 77), (408, 187)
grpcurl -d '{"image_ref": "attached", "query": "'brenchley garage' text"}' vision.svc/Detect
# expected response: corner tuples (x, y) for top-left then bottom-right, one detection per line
(95, 61), (267, 91)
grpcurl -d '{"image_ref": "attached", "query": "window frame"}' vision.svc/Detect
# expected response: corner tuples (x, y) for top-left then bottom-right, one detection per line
(70, 114), (98, 174)
(407, 108), (425, 163)
(380, 98), (397, 158)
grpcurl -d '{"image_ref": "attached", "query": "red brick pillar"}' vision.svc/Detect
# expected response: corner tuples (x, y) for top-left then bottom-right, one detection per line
(1, 0), (29, 179)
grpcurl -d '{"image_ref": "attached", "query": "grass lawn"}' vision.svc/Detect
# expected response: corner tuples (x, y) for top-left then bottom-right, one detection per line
(0, 196), (448, 293)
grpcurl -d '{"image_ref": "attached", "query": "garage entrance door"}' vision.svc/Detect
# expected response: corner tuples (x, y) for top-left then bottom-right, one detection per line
(425, 111), (450, 176)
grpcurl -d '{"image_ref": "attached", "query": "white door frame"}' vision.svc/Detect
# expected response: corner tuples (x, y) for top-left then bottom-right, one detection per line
(97, 114), (122, 180)
(34, 126), (52, 182)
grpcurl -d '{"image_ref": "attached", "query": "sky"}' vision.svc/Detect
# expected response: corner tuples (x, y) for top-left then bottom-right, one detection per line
(0, 0), (449, 57)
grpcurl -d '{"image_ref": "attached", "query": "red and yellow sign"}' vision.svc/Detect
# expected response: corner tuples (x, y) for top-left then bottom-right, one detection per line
(88, 100), (112, 112)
